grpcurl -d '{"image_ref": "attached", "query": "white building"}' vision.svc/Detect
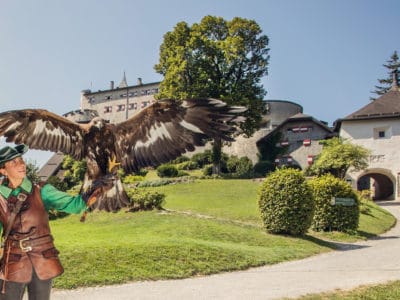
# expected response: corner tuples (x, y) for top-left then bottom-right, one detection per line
(80, 74), (159, 124)
(336, 77), (400, 200)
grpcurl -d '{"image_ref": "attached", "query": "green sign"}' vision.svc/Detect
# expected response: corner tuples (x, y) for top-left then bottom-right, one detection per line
(330, 197), (356, 206)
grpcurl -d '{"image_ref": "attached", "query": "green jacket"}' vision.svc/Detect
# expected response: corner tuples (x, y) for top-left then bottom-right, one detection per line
(0, 177), (86, 231)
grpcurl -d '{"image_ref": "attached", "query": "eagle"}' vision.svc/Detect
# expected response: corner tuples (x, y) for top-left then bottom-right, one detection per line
(0, 98), (244, 215)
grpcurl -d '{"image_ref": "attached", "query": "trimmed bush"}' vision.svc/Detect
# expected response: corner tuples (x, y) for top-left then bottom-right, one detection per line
(258, 168), (314, 235)
(308, 174), (359, 232)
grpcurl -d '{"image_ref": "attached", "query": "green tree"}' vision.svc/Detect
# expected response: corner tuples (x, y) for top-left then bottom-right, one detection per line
(308, 137), (370, 179)
(371, 51), (400, 100)
(154, 16), (269, 173)
(26, 159), (41, 183)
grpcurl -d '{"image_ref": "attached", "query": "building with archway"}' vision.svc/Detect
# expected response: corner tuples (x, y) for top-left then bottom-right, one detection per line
(336, 75), (400, 200)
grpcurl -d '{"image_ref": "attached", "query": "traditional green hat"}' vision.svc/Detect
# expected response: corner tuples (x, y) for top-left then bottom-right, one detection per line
(0, 144), (28, 166)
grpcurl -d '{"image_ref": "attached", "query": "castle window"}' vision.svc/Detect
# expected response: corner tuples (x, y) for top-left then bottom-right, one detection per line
(373, 126), (391, 139)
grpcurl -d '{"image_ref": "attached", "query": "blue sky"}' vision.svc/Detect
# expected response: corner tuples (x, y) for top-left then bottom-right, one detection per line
(0, 0), (399, 167)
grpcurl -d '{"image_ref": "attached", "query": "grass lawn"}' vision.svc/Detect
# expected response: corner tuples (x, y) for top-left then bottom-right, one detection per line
(49, 178), (395, 289)
(291, 280), (400, 299)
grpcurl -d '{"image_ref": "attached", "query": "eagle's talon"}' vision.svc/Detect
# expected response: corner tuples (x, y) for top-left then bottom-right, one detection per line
(108, 155), (121, 173)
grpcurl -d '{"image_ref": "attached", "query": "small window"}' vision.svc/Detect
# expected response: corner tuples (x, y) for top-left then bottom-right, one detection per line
(117, 104), (125, 112)
(104, 106), (112, 113)
(373, 126), (391, 139)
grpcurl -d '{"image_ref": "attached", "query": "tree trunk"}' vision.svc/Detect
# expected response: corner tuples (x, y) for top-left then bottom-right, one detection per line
(212, 137), (222, 175)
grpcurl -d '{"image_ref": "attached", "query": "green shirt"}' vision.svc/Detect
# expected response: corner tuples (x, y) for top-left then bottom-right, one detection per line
(0, 177), (87, 231)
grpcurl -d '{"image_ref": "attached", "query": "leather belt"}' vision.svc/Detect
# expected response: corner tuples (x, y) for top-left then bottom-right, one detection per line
(8, 235), (54, 252)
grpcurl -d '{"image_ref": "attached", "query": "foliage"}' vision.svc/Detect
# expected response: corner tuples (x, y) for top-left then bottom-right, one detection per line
(308, 174), (359, 232)
(253, 160), (275, 177)
(171, 155), (190, 164)
(258, 168), (314, 235)
(123, 175), (145, 184)
(226, 155), (254, 178)
(371, 50), (400, 100)
(25, 159), (41, 183)
(308, 137), (370, 179)
(176, 161), (199, 170)
(255, 131), (288, 177)
(156, 164), (179, 177)
(136, 176), (196, 187)
(60, 155), (87, 188)
(126, 188), (165, 212)
(190, 151), (213, 168)
(154, 15), (269, 136)
(47, 176), (69, 191)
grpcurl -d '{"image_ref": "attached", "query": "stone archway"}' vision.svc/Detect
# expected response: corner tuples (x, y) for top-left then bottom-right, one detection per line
(357, 169), (395, 200)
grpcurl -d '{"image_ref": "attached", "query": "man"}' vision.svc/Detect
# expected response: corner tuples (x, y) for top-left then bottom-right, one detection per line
(0, 144), (97, 300)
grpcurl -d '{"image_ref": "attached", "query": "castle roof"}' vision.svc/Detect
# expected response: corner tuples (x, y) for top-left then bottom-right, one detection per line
(342, 71), (400, 121)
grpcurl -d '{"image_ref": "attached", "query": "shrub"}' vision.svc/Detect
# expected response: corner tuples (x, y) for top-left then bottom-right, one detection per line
(157, 164), (179, 177)
(171, 155), (190, 164)
(190, 150), (213, 168)
(126, 188), (165, 212)
(177, 161), (199, 170)
(203, 164), (213, 176)
(308, 174), (359, 232)
(226, 156), (254, 178)
(123, 175), (145, 184)
(258, 168), (314, 236)
(47, 176), (69, 192)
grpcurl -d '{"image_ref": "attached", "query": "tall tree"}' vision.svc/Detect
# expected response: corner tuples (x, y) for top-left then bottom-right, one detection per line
(371, 51), (400, 100)
(154, 16), (270, 173)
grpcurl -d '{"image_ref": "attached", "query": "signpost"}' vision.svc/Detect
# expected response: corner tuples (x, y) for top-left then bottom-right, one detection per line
(330, 197), (356, 206)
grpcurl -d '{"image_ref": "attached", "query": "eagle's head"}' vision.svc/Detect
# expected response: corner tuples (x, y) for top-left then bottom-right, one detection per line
(89, 117), (106, 131)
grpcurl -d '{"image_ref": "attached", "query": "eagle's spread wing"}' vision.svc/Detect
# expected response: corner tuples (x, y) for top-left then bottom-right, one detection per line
(0, 109), (85, 159)
(114, 98), (244, 172)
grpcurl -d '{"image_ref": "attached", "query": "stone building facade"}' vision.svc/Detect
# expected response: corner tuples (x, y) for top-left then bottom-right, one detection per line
(256, 113), (335, 170)
(336, 79), (400, 200)
(80, 75), (158, 124)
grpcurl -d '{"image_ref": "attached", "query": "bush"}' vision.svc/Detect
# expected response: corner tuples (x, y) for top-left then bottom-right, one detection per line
(190, 150), (213, 168)
(226, 156), (254, 178)
(123, 175), (145, 184)
(126, 188), (165, 212)
(203, 164), (213, 176)
(157, 164), (179, 177)
(177, 161), (199, 170)
(171, 155), (190, 164)
(308, 174), (359, 232)
(47, 176), (69, 192)
(258, 168), (314, 236)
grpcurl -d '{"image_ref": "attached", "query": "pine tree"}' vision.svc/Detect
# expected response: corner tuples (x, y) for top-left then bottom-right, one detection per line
(371, 51), (400, 100)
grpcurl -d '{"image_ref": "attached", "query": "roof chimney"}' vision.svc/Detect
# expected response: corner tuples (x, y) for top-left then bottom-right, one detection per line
(110, 81), (114, 90)
(137, 77), (143, 85)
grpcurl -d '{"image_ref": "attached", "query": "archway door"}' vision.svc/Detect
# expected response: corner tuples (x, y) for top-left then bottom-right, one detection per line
(357, 170), (395, 200)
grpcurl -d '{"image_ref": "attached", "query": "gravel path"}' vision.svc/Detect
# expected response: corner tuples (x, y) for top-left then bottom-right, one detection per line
(50, 201), (400, 300)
